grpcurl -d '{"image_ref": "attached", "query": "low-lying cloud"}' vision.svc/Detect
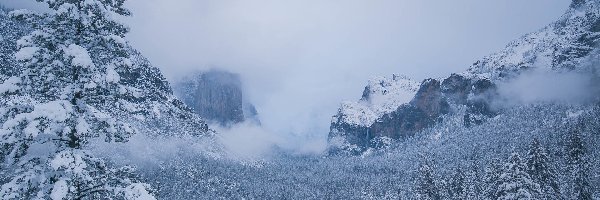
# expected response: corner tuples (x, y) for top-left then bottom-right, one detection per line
(215, 122), (328, 158)
(497, 69), (598, 106)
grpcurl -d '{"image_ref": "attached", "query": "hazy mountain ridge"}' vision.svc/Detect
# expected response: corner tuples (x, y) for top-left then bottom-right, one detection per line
(172, 69), (260, 127)
(329, 0), (600, 152)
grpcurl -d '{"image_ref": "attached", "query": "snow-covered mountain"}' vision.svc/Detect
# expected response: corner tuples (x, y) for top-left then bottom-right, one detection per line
(466, 0), (600, 80)
(172, 69), (260, 127)
(334, 74), (420, 127)
(329, 0), (600, 153)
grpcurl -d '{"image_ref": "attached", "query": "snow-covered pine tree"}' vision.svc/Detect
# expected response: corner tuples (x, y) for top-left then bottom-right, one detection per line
(463, 159), (482, 200)
(565, 126), (592, 200)
(0, 0), (154, 199)
(448, 168), (465, 199)
(526, 138), (560, 199)
(482, 158), (502, 200)
(415, 153), (440, 200)
(495, 152), (541, 200)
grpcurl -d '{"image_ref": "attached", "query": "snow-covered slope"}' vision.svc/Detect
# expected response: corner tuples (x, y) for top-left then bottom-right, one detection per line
(465, 0), (600, 80)
(336, 74), (419, 127)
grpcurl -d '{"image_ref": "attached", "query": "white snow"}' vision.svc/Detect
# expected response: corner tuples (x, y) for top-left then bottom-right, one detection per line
(50, 180), (69, 200)
(35, 101), (72, 122)
(106, 34), (127, 46)
(63, 44), (94, 68)
(124, 183), (156, 200)
(50, 150), (88, 174)
(15, 47), (40, 61)
(106, 65), (121, 83)
(2, 101), (72, 133)
(76, 117), (90, 136)
(336, 75), (420, 126)
(0, 77), (20, 94)
(8, 9), (33, 18)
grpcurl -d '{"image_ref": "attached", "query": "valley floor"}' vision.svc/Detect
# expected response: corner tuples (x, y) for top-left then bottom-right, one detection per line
(95, 103), (600, 199)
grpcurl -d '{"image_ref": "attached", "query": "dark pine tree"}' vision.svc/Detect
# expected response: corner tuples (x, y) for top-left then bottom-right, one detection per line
(416, 153), (440, 200)
(449, 168), (465, 199)
(566, 126), (592, 200)
(526, 138), (560, 199)
(483, 158), (503, 200)
(495, 153), (541, 200)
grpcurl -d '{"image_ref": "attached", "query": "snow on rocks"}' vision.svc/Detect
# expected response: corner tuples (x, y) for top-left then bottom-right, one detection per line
(336, 74), (420, 126)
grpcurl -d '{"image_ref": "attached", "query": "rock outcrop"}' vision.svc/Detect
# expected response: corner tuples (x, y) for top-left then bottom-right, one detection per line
(329, 74), (497, 153)
(172, 69), (260, 126)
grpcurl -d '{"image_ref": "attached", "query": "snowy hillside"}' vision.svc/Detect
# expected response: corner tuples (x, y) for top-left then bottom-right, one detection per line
(465, 0), (600, 80)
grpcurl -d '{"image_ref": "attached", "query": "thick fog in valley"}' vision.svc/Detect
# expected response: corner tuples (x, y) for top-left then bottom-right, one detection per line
(122, 0), (570, 154)
(0, 0), (574, 155)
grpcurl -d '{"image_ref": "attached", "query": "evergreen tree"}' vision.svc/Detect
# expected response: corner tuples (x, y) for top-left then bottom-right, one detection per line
(483, 158), (502, 200)
(526, 138), (560, 199)
(448, 168), (465, 199)
(565, 127), (592, 200)
(0, 0), (154, 199)
(463, 160), (482, 200)
(416, 154), (440, 200)
(495, 153), (541, 200)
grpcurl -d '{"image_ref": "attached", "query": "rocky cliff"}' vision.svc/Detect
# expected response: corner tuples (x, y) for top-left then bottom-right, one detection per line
(329, 0), (600, 153)
(172, 70), (260, 126)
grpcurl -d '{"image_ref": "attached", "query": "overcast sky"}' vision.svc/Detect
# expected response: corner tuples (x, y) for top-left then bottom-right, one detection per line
(0, 0), (572, 150)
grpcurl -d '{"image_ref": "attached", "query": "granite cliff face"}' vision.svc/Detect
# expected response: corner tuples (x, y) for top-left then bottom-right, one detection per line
(172, 70), (259, 126)
(329, 0), (600, 153)
(329, 74), (497, 153)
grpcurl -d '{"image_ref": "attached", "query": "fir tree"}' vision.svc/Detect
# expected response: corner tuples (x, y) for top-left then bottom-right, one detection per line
(463, 159), (482, 200)
(526, 138), (560, 199)
(448, 168), (465, 199)
(565, 126), (592, 200)
(483, 158), (502, 200)
(0, 0), (154, 199)
(416, 154), (440, 200)
(495, 153), (541, 200)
